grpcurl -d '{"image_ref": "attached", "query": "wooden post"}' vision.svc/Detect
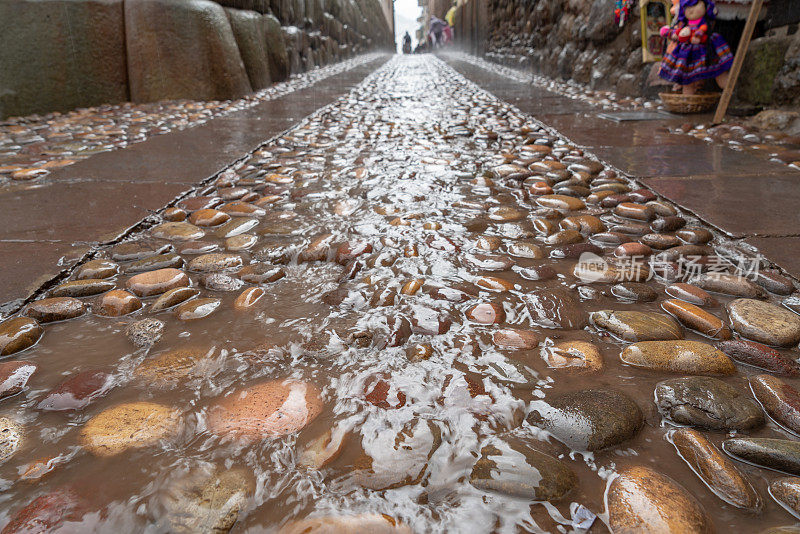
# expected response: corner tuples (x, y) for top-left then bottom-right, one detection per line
(712, 0), (764, 124)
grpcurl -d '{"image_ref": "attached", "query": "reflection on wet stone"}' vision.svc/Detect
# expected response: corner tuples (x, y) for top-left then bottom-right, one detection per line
(3, 54), (800, 531)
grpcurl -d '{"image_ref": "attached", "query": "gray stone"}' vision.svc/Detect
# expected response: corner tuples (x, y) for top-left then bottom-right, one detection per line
(735, 35), (792, 106)
(723, 438), (800, 475)
(655, 376), (764, 430)
(0, 0), (128, 119)
(156, 466), (252, 533)
(264, 14), (290, 82)
(125, 319), (165, 348)
(226, 8), (272, 91)
(527, 388), (643, 451)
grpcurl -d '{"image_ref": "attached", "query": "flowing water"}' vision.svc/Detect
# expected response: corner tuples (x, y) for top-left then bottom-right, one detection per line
(2, 55), (800, 533)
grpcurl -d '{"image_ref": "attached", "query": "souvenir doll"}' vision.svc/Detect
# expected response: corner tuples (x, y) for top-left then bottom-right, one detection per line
(659, 0), (733, 95)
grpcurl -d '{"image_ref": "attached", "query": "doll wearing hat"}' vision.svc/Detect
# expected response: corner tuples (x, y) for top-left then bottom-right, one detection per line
(659, 0), (733, 95)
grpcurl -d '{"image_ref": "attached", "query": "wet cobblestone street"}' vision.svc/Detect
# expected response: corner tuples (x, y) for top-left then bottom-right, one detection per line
(3, 54), (800, 533)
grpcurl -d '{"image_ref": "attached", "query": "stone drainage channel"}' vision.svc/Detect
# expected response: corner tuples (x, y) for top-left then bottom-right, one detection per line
(1, 55), (800, 533)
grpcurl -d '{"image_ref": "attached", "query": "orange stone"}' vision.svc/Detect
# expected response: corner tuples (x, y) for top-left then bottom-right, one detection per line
(126, 268), (190, 297)
(207, 380), (323, 440)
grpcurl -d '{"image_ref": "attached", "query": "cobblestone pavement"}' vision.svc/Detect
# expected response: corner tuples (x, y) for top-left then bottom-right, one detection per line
(1, 55), (800, 533)
(453, 52), (800, 172)
(0, 53), (384, 185)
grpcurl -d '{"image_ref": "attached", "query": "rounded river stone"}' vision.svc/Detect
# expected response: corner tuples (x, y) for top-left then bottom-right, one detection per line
(469, 442), (577, 501)
(723, 438), (800, 475)
(655, 376), (764, 430)
(207, 380), (323, 440)
(727, 298), (800, 347)
(621, 340), (736, 375)
(607, 465), (711, 533)
(0, 317), (43, 356)
(750, 374), (800, 436)
(527, 388), (643, 451)
(591, 310), (683, 342)
(770, 476), (800, 519)
(671, 428), (762, 511)
(81, 401), (181, 456)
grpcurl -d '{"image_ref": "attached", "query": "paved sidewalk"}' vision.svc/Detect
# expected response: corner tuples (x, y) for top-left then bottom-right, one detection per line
(442, 54), (800, 278)
(0, 55), (391, 313)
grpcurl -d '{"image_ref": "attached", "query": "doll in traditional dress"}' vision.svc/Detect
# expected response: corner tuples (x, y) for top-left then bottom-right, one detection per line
(659, 0), (733, 95)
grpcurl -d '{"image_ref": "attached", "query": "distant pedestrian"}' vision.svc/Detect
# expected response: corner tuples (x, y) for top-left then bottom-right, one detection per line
(429, 16), (447, 48)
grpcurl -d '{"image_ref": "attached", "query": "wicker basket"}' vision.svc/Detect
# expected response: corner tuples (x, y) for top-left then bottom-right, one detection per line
(659, 91), (721, 114)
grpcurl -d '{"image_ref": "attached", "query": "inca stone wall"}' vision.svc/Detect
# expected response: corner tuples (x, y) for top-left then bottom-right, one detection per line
(0, 0), (394, 119)
(452, 0), (800, 107)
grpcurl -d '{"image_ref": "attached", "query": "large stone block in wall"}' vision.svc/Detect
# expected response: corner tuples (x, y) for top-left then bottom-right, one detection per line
(0, 0), (128, 119)
(586, 0), (624, 44)
(735, 34), (792, 106)
(774, 31), (800, 105)
(264, 14), (291, 82)
(283, 26), (305, 74)
(226, 8), (272, 90)
(126, 0), (252, 103)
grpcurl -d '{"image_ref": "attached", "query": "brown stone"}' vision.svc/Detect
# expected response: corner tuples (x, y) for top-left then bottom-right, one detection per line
(81, 402), (180, 456)
(751, 374), (800, 436)
(507, 241), (544, 258)
(525, 288), (587, 329)
(174, 298), (221, 320)
(621, 340), (735, 375)
(591, 310), (683, 342)
(126, 268), (190, 297)
(693, 273), (768, 299)
(466, 303), (505, 324)
(0, 361), (37, 399)
(640, 233), (681, 250)
(607, 466), (711, 533)
(470, 442), (577, 501)
(493, 329), (540, 350)
(661, 298), (731, 340)
(24, 297), (86, 323)
(187, 253), (243, 273)
(717, 339), (800, 377)
(150, 287), (200, 312)
(75, 259), (119, 280)
(188, 208), (230, 227)
(671, 428), (761, 511)
(237, 263), (285, 284)
(546, 229), (583, 245)
(150, 221), (205, 241)
(135, 346), (215, 382)
(614, 202), (654, 221)
(541, 341), (603, 372)
(233, 287), (265, 310)
(38, 370), (112, 411)
(614, 242), (652, 257)
(50, 279), (115, 298)
(476, 276), (515, 292)
(770, 477), (800, 519)
(536, 194), (585, 211)
(527, 388), (643, 451)
(94, 290), (142, 317)
(665, 282), (718, 307)
(655, 376), (764, 430)
(0, 317), (43, 356)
